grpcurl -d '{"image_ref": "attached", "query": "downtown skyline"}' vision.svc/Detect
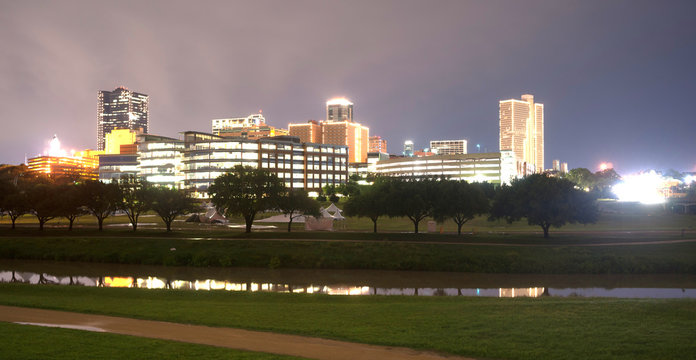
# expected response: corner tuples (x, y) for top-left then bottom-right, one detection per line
(1, 0), (695, 174)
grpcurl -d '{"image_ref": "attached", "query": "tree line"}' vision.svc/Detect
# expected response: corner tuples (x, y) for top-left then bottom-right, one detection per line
(344, 174), (598, 237)
(0, 171), (198, 231)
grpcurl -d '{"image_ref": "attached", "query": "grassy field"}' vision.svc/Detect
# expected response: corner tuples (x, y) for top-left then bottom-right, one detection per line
(0, 321), (304, 360)
(1, 284), (694, 360)
(1, 232), (695, 274)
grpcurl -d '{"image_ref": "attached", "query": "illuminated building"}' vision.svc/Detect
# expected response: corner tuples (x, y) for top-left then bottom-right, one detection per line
(403, 140), (414, 157)
(27, 155), (99, 180)
(326, 98), (353, 122)
(321, 120), (369, 163)
(105, 128), (140, 155)
(561, 162), (568, 173)
(375, 151), (529, 185)
(430, 140), (467, 155)
(98, 154), (139, 182)
(289, 120), (322, 144)
(288, 98), (368, 163)
(211, 114), (290, 140)
(138, 131), (348, 197)
(97, 87), (149, 151)
(369, 136), (387, 153)
(499, 94), (544, 173)
(137, 134), (185, 188)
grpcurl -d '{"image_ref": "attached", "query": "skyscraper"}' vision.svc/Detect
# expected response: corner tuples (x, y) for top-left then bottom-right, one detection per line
(326, 98), (353, 122)
(97, 86), (149, 151)
(499, 94), (544, 173)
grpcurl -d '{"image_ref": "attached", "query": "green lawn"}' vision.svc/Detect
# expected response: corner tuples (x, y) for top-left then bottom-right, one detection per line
(1, 232), (695, 273)
(1, 284), (694, 360)
(0, 321), (304, 360)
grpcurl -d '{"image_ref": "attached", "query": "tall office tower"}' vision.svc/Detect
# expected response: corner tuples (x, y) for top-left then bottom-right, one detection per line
(369, 135), (387, 153)
(499, 94), (544, 173)
(322, 121), (369, 163)
(430, 139), (467, 155)
(97, 87), (149, 151)
(326, 98), (353, 122)
(403, 140), (414, 157)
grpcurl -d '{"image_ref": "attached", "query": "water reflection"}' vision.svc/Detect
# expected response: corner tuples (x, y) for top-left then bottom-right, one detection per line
(3, 269), (694, 298)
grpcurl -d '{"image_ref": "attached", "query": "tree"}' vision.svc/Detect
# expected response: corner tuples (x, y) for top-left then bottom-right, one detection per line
(208, 165), (285, 233)
(343, 179), (390, 233)
(26, 181), (62, 231)
(149, 187), (199, 232)
(388, 178), (438, 234)
(278, 189), (320, 232)
(3, 186), (29, 229)
(433, 181), (489, 235)
(56, 184), (87, 231)
(565, 168), (596, 191)
(489, 174), (598, 238)
(80, 180), (121, 231)
(593, 168), (621, 198)
(118, 176), (151, 231)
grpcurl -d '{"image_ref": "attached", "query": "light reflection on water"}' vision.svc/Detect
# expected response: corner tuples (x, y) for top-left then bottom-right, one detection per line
(3, 270), (695, 298)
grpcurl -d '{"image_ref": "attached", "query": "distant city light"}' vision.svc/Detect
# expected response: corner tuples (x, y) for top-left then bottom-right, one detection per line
(599, 162), (613, 171)
(612, 171), (665, 204)
(47, 134), (68, 157)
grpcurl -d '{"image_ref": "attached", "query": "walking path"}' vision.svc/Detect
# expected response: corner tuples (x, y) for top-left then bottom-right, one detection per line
(0, 305), (471, 360)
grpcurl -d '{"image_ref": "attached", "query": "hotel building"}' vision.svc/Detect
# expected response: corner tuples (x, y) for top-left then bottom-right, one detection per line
(430, 139), (467, 155)
(288, 98), (369, 163)
(27, 155), (99, 180)
(499, 94), (544, 173)
(97, 87), (149, 151)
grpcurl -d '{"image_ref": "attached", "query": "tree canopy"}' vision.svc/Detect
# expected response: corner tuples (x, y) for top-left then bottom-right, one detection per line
(208, 165), (285, 233)
(490, 173), (598, 238)
(432, 180), (489, 235)
(343, 178), (391, 233)
(277, 189), (320, 232)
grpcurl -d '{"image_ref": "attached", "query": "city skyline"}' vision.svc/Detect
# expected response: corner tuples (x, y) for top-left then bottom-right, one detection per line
(1, 1), (695, 174)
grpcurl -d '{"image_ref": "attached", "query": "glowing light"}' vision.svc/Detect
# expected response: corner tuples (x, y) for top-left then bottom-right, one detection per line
(599, 162), (613, 171)
(685, 175), (696, 185)
(326, 97), (353, 106)
(612, 171), (666, 204)
(47, 134), (68, 157)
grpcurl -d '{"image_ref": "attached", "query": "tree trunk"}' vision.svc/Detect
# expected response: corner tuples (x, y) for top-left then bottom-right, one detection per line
(68, 217), (75, 231)
(413, 219), (419, 234)
(165, 218), (172, 232)
(542, 224), (550, 238)
(10, 216), (17, 229)
(98, 217), (104, 231)
(372, 218), (378, 233)
(287, 217), (293, 232)
(245, 215), (253, 233)
(39, 219), (44, 231)
(457, 222), (463, 235)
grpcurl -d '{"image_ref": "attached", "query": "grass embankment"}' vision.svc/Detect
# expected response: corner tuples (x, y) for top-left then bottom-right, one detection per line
(1, 233), (695, 273)
(1, 322), (304, 360)
(1, 284), (695, 360)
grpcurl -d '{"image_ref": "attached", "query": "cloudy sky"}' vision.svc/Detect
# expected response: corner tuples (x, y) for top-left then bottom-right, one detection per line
(1, 0), (694, 174)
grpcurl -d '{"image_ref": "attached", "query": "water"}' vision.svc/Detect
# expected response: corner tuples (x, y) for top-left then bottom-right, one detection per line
(2, 259), (695, 298)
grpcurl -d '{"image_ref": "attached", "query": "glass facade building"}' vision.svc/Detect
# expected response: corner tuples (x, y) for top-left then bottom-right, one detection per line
(97, 87), (149, 151)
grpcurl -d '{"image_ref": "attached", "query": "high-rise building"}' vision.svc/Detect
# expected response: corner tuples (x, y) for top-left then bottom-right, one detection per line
(499, 94), (544, 173)
(97, 87), (149, 151)
(369, 136), (387, 153)
(430, 139), (467, 155)
(403, 140), (414, 157)
(326, 98), (353, 122)
(288, 97), (368, 163)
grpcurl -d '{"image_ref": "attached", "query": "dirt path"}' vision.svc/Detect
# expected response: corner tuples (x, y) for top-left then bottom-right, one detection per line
(0, 305), (471, 360)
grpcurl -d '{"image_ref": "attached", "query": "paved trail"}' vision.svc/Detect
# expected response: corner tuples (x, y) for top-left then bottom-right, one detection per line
(0, 305), (471, 360)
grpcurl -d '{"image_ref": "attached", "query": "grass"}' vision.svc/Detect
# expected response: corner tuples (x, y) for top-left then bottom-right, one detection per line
(0, 321), (304, 360)
(1, 284), (695, 360)
(1, 232), (695, 273)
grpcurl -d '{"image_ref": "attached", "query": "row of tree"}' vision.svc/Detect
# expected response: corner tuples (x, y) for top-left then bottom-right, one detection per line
(344, 174), (598, 237)
(0, 174), (198, 231)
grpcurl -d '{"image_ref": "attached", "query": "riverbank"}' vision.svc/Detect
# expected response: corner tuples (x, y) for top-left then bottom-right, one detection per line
(1, 284), (694, 360)
(1, 232), (696, 273)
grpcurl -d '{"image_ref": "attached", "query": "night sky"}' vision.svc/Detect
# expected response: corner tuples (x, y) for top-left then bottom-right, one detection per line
(1, 0), (694, 174)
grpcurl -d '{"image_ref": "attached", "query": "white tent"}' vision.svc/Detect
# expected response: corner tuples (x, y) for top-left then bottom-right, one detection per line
(325, 203), (343, 215)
